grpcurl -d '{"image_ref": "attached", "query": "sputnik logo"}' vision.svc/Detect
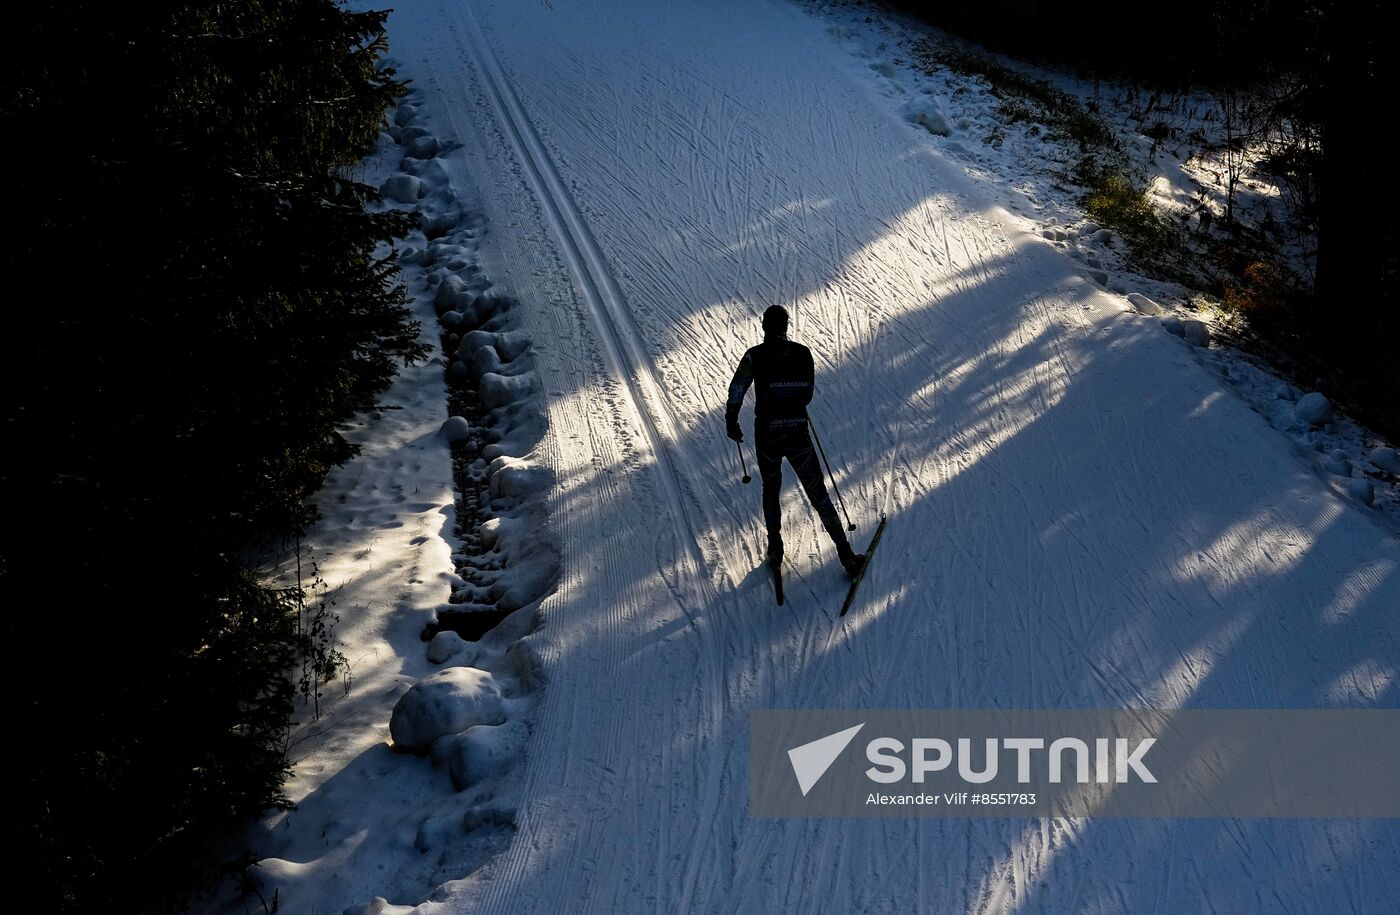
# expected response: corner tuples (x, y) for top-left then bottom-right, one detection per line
(787, 723), (865, 796)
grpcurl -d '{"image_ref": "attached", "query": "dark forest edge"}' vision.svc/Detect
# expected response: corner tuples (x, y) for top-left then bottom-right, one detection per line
(884, 0), (1397, 441)
(3, 2), (424, 911)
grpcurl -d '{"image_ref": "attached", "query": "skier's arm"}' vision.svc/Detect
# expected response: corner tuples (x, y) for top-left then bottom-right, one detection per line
(800, 347), (815, 409)
(725, 351), (754, 441)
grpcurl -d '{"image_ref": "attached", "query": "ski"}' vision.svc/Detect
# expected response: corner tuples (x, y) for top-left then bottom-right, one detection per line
(839, 514), (887, 617)
(772, 560), (785, 605)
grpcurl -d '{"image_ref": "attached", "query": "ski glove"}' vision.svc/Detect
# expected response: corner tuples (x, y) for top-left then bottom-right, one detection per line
(726, 415), (743, 442)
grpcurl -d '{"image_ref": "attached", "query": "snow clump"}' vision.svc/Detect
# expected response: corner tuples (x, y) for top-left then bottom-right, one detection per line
(1322, 450), (1351, 477)
(344, 898), (417, 915)
(1127, 293), (1163, 315)
(1183, 319), (1210, 347)
(380, 174), (424, 204)
(1369, 447), (1400, 475)
(389, 667), (505, 751)
(441, 718), (530, 790)
(1345, 479), (1375, 506)
(904, 95), (950, 136)
(441, 415), (472, 443)
(427, 629), (476, 664)
(480, 372), (537, 410)
(1295, 392), (1333, 427)
(404, 135), (440, 159)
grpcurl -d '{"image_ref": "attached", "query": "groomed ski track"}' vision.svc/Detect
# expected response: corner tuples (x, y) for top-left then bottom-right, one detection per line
(389, 0), (1400, 911)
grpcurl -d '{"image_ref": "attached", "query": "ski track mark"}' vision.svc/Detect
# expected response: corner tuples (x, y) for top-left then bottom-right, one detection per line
(448, 5), (737, 909)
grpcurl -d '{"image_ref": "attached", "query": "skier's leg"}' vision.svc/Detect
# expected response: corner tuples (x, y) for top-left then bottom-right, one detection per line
(788, 435), (854, 558)
(756, 436), (784, 564)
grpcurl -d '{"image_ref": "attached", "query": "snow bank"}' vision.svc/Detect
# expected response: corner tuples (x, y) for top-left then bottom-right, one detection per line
(199, 86), (560, 915)
(388, 667), (505, 752)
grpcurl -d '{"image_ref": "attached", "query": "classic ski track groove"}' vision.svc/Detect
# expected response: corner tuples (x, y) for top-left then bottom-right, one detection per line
(452, 6), (733, 910)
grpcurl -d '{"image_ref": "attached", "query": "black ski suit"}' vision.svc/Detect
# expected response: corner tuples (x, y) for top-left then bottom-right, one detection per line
(725, 335), (854, 561)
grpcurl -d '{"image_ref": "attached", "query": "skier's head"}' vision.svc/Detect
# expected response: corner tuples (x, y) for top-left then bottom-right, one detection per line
(762, 305), (789, 338)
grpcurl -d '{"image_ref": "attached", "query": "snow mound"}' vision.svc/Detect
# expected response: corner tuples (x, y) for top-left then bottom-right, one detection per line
(480, 371), (536, 410)
(404, 135), (440, 159)
(344, 897), (416, 915)
(406, 156), (451, 188)
(463, 801), (517, 831)
(427, 629), (477, 664)
(388, 667), (505, 751)
(493, 550), (560, 610)
(443, 718), (530, 790)
(1161, 316), (1185, 337)
(380, 174), (423, 204)
(393, 104), (418, 127)
(487, 457), (552, 500)
(1322, 450), (1351, 477)
(441, 415), (471, 443)
(903, 95), (950, 136)
(1183, 319), (1210, 347)
(507, 636), (547, 692)
(1369, 447), (1400, 475)
(1126, 293), (1163, 315)
(1295, 392), (1333, 427)
(419, 203), (460, 238)
(492, 331), (531, 360)
(434, 275), (472, 313)
(455, 329), (530, 367)
(1345, 479), (1375, 506)
(466, 344), (503, 381)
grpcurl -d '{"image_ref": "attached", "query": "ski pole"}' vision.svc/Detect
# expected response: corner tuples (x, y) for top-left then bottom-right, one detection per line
(806, 411), (855, 530)
(736, 440), (752, 484)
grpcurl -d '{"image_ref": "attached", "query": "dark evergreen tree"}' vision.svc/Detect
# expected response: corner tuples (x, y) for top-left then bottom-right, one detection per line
(2, 2), (425, 910)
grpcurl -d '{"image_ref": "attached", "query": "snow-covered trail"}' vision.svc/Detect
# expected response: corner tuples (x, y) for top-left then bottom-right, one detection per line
(386, 0), (1399, 911)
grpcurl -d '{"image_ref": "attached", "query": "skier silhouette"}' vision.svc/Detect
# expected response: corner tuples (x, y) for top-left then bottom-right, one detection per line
(726, 305), (864, 576)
